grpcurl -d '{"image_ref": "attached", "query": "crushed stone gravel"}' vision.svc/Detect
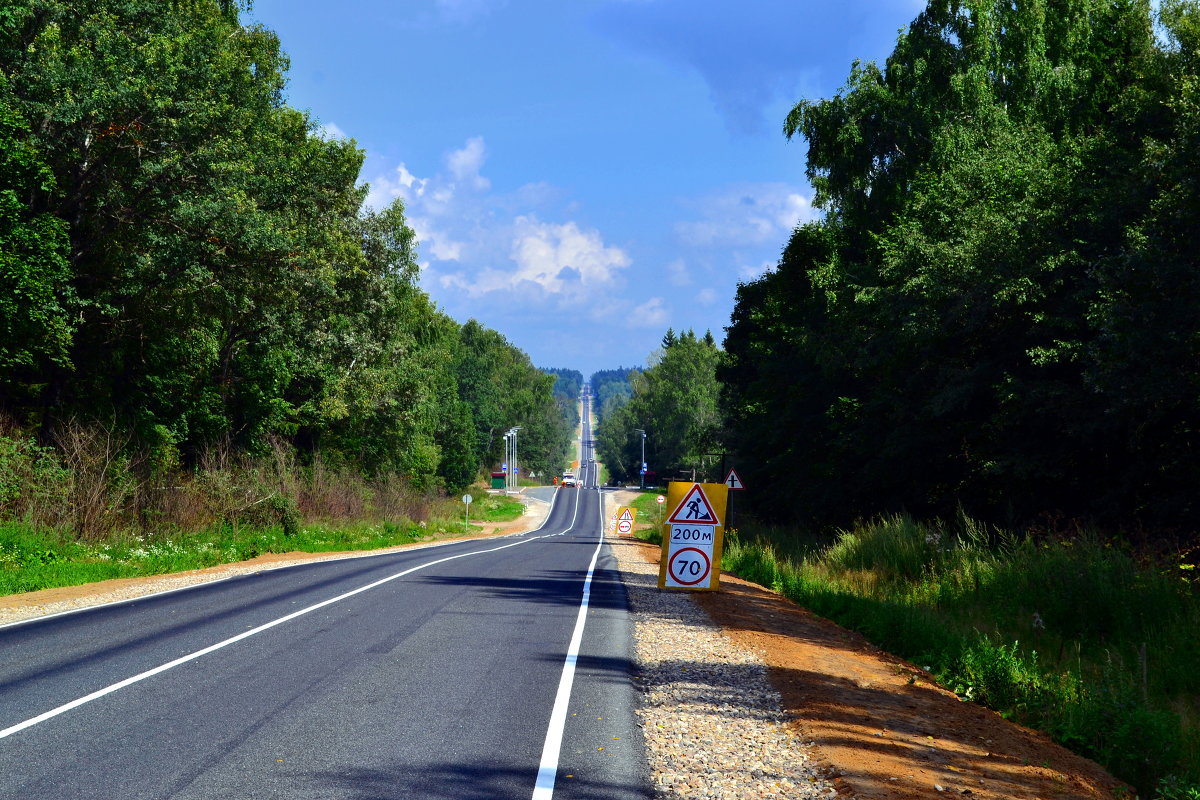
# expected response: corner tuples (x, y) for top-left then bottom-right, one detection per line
(606, 531), (845, 799)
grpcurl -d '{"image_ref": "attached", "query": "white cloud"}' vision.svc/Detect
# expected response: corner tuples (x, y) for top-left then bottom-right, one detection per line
(365, 138), (636, 319)
(318, 122), (349, 140)
(628, 297), (669, 328)
(738, 259), (777, 282)
(506, 216), (630, 297)
(675, 182), (815, 248)
(364, 164), (428, 210)
(446, 136), (491, 192)
(696, 287), (718, 306)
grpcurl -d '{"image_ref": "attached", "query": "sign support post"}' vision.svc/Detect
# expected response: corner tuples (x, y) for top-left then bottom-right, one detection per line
(723, 468), (745, 531)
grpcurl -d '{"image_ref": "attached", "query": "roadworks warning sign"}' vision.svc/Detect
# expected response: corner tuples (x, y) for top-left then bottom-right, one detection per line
(657, 482), (728, 591)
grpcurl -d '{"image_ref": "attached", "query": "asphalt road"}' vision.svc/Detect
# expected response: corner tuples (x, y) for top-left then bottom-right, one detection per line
(0, 394), (649, 800)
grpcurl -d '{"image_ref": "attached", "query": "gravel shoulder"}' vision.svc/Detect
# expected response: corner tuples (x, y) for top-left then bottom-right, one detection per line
(604, 489), (1128, 800)
(0, 489), (1128, 800)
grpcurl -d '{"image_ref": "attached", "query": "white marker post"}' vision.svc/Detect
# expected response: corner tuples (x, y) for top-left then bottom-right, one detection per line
(463, 493), (473, 528)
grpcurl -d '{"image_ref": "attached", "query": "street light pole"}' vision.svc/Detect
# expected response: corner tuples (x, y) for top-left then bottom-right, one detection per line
(505, 426), (521, 493)
(503, 431), (512, 493)
(512, 426), (519, 491)
(635, 428), (646, 490)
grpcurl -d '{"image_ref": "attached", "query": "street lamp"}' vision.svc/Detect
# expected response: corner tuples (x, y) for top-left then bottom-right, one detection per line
(634, 429), (647, 490)
(506, 426), (521, 493)
(503, 431), (512, 493)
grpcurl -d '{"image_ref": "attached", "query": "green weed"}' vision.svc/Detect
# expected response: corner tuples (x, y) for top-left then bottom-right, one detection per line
(720, 515), (1200, 797)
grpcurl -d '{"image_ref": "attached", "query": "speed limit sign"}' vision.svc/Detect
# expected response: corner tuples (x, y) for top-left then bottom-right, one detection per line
(617, 519), (632, 535)
(657, 482), (728, 592)
(667, 546), (711, 586)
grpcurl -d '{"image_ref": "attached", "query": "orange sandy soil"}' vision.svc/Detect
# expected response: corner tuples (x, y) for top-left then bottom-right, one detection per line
(626, 536), (1129, 800)
(1, 504), (1129, 800)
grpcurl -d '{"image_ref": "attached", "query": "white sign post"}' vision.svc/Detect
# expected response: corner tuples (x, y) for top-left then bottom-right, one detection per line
(463, 493), (473, 528)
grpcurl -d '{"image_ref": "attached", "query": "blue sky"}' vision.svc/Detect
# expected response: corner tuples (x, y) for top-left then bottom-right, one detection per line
(249, 0), (926, 378)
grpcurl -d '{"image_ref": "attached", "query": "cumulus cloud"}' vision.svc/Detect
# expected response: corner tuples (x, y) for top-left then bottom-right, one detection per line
(436, 217), (631, 303)
(446, 136), (491, 192)
(510, 217), (631, 295)
(675, 182), (815, 248)
(366, 137), (631, 311)
(628, 297), (669, 328)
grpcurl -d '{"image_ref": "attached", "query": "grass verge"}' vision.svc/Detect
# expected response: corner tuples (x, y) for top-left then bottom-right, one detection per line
(0, 491), (526, 597)
(720, 514), (1200, 799)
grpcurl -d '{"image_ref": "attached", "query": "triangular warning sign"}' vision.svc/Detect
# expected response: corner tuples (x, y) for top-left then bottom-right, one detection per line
(667, 484), (720, 525)
(724, 469), (745, 490)
(619, 508), (634, 521)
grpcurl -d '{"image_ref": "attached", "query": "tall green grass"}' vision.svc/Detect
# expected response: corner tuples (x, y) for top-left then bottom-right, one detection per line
(720, 514), (1200, 798)
(0, 493), (524, 596)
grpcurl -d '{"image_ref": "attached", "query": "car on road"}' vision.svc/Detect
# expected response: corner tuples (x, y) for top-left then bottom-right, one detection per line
(561, 471), (576, 487)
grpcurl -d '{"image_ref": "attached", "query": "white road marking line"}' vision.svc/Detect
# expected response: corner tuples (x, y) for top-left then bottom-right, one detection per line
(0, 494), (575, 741)
(531, 483), (604, 800)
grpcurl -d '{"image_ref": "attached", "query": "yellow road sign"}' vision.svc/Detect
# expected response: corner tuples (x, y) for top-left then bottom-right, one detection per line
(657, 482), (728, 591)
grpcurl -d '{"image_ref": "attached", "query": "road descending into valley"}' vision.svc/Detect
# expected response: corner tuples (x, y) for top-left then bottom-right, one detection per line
(0, 395), (648, 800)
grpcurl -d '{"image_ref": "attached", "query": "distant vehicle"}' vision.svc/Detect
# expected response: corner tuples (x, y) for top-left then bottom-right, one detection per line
(561, 471), (576, 487)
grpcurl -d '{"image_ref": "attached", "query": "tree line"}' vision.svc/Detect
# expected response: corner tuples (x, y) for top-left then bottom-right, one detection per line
(722, 0), (1200, 532)
(594, 330), (720, 485)
(598, 1), (1200, 538)
(0, 0), (569, 507)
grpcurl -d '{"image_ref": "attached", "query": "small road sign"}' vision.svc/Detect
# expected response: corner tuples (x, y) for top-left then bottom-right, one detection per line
(724, 469), (745, 490)
(462, 494), (473, 505)
(617, 519), (632, 535)
(656, 495), (665, 505)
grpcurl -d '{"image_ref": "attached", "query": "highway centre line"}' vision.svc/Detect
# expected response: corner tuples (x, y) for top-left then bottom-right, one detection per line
(0, 486), (585, 741)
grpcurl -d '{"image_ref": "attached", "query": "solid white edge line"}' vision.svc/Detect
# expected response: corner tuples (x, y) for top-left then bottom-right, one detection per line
(530, 482), (605, 799)
(0, 496), (572, 741)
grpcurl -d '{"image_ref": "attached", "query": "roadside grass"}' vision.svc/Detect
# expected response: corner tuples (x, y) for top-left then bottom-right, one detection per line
(720, 514), (1200, 798)
(0, 487), (527, 597)
(472, 493), (525, 523)
(0, 519), (433, 596)
(627, 489), (666, 544)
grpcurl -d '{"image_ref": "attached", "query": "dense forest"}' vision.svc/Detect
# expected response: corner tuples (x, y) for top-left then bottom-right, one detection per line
(721, 0), (1200, 535)
(594, 330), (720, 484)
(544, 367), (583, 434)
(589, 367), (638, 425)
(0, 0), (570, 533)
